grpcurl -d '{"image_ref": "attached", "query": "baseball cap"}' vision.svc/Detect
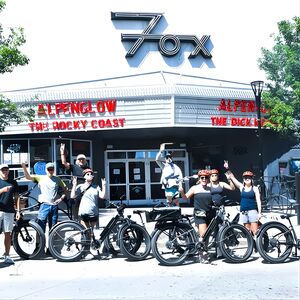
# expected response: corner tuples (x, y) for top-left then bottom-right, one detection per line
(77, 154), (86, 160)
(45, 162), (55, 170)
(0, 164), (9, 170)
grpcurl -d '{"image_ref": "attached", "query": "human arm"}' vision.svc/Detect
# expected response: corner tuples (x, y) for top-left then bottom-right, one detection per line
(254, 186), (262, 215)
(14, 191), (21, 220)
(70, 176), (78, 199)
(54, 179), (68, 205)
(227, 171), (243, 190)
(98, 178), (106, 199)
(20, 162), (35, 181)
(60, 143), (71, 170)
(179, 185), (194, 200)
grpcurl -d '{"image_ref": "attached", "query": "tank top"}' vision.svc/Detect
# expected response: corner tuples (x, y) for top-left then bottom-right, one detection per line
(193, 191), (213, 212)
(240, 187), (257, 211)
(210, 184), (224, 206)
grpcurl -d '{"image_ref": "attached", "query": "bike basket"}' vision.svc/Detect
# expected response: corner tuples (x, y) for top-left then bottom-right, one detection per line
(145, 208), (181, 222)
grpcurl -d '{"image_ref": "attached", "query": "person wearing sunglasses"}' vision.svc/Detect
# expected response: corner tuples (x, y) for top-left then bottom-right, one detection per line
(156, 143), (183, 206)
(21, 162), (67, 233)
(179, 169), (214, 263)
(60, 143), (90, 220)
(70, 168), (106, 230)
(208, 167), (235, 206)
(227, 170), (262, 235)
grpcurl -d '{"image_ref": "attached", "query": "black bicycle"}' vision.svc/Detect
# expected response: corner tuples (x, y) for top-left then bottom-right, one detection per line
(10, 181), (73, 260)
(150, 203), (254, 266)
(48, 203), (151, 262)
(256, 205), (300, 263)
(10, 202), (45, 260)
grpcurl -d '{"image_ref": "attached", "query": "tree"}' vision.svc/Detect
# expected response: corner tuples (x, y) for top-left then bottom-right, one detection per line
(258, 16), (300, 139)
(0, 0), (34, 131)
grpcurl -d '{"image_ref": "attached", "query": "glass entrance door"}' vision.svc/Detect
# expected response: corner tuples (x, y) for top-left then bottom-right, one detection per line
(105, 149), (189, 206)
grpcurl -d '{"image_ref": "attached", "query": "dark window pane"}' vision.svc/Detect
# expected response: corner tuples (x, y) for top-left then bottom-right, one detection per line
(107, 152), (126, 159)
(72, 141), (91, 157)
(109, 162), (126, 184)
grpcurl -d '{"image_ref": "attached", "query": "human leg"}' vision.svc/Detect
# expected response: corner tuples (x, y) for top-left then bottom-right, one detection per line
(1, 213), (15, 264)
(37, 203), (51, 232)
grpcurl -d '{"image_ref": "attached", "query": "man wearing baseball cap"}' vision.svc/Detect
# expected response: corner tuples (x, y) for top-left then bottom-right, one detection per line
(21, 162), (67, 233)
(0, 164), (21, 264)
(60, 144), (90, 220)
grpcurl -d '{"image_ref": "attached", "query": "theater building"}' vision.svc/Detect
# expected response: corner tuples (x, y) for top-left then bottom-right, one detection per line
(0, 4), (297, 206)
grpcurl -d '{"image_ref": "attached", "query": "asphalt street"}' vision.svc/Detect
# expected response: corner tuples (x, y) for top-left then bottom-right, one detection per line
(0, 207), (299, 300)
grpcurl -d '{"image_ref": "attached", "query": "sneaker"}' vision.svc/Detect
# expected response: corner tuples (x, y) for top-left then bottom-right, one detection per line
(199, 251), (210, 264)
(4, 255), (15, 264)
(0, 254), (5, 260)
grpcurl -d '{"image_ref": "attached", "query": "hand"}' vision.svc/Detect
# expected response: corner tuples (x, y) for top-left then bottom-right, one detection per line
(15, 211), (21, 220)
(101, 178), (106, 186)
(1, 186), (12, 193)
(72, 176), (77, 186)
(21, 162), (27, 168)
(224, 160), (229, 169)
(159, 142), (173, 152)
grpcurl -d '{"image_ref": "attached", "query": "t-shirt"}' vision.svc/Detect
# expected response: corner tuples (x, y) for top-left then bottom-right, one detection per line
(0, 178), (19, 213)
(70, 164), (89, 184)
(33, 175), (66, 204)
(75, 183), (102, 216)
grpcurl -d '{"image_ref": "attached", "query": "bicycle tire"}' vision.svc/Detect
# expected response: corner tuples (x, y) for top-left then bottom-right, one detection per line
(48, 221), (89, 262)
(103, 221), (123, 256)
(219, 223), (253, 263)
(119, 223), (151, 261)
(12, 220), (46, 260)
(256, 222), (293, 263)
(151, 222), (195, 266)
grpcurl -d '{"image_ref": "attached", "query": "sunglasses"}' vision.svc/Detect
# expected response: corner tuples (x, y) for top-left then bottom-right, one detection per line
(243, 176), (252, 180)
(47, 168), (54, 171)
(200, 176), (209, 180)
(1, 168), (9, 171)
(85, 173), (94, 176)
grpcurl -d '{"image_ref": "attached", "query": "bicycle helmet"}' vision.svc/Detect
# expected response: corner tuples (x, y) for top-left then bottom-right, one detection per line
(242, 171), (254, 177)
(83, 168), (94, 175)
(197, 169), (210, 177)
(210, 169), (219, 175)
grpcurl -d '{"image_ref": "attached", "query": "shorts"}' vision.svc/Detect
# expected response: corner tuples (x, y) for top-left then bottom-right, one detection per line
(240, 209), (259, 224)
(0, 211), (14, 232)
(165, 186), (179, 198)
(80, 214), (98, 223)
(194, 209), (215, 225)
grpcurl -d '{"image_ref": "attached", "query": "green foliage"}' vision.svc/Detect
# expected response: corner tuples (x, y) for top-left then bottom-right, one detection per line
(258, 16), (300, 139)
(0, 0), (33, 132)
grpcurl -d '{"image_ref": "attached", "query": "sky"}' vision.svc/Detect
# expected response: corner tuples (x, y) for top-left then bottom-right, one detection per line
(0, 0), (299, 92)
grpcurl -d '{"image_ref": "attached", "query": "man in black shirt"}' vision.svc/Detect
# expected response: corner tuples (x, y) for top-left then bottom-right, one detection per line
(0, 164), (20, 264)
(60, 144), (90, 220)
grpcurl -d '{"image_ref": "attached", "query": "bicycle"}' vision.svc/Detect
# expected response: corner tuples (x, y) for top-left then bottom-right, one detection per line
(10, 181), (73, 259)
(255, 204), (300, 263)
(48, 203), (151, 262)
(149, 201), (254, 266)
(9, 201), (46, 260)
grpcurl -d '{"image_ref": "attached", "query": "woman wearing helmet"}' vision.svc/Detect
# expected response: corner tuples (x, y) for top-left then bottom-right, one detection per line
(179, 169), (215, 263)
(71, 168), (106, 229)
(208, 167), (235, 206)
(227, 168), (262, 235)
(156, 143), (183, 206)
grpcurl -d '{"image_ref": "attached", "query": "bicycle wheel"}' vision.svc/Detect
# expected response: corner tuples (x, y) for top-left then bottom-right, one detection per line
(219, 224), (253, 263)
(48, 221), (90, 262)
(256, 222), (293, 263)
(119, 223), (151, 261)
(103, 222), (123, 256)
(12, 220), (46, 260)
(151, 223), (195, 266)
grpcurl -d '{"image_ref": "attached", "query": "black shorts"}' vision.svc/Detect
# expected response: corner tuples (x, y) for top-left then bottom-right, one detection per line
(80, 214), (98, 223)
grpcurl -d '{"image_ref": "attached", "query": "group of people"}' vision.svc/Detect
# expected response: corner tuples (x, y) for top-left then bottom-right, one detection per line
(1, 141), (261, 264)
(156, 143), (262, 263)
(0, 143), (106, 264)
